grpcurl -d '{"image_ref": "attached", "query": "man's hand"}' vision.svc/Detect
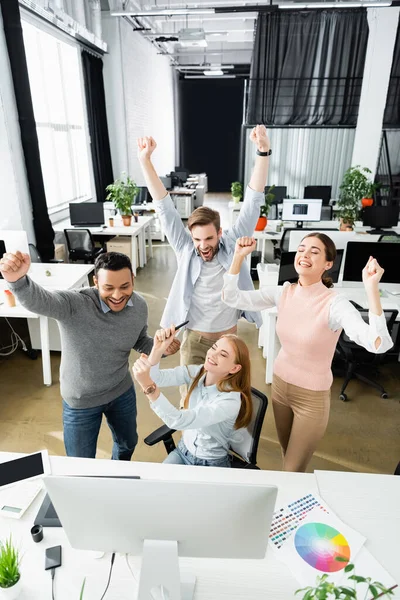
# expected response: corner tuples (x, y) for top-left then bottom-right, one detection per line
(249, 124), (270, 153)
(153, 325), (177, 353)
(164, 338), (181, 356)
(132, 354), (153, 389)
(234, 237), (257, 258)
(0, 251), (30, 283)
(362, 256), (384, 290)
(137, 136), (157, 161)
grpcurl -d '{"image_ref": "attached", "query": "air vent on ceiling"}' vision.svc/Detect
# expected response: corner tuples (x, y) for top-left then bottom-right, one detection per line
(178, 28), (207, 47)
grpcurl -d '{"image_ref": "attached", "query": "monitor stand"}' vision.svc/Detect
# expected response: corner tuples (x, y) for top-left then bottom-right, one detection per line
(137, 540), (196, 600)
(366, 228), (394, 235)
(295, 221), (304, 228)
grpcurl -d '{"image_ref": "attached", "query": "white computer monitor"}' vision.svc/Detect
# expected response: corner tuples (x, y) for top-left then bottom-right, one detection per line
(0, 230), (29, 255)
(288, 230), (357, 252)
(44, 475), (277, 600)
(282, 199), (322, 225)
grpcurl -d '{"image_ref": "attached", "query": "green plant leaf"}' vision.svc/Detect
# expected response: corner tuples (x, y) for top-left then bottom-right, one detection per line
(348, 575), (367, 583)
(79, 578), (86, 599)
(0, 536), (20, 589)
(344, 564), (354, 572)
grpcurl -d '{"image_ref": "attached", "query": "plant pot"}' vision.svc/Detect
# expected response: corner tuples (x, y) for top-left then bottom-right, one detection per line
(232, 196), (241, 204)
(339, 218), (354, 232)
(361, 197), (373, 207)
(0, 578), (22, 600)
(255, 216), (267, 231)
(121, 215), (132, 226)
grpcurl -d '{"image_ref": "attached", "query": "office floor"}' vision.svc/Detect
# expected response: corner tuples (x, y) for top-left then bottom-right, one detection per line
(0, 194), (399, 473)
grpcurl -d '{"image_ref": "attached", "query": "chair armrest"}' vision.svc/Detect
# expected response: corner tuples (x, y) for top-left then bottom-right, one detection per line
(144, 424), (176, 446)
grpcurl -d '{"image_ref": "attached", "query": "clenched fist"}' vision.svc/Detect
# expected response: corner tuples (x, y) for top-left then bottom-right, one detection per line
(0, 251), (30, 283)
(234, 237), (257, 258)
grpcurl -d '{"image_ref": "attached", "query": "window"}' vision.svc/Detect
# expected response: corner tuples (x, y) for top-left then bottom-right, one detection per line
(22, 20), (93, 213)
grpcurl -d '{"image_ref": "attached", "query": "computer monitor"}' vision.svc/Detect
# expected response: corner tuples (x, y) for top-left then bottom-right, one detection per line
(69, 203), (104, 227)
(278, 249), (343, 285)
(0, 230), (29, 255)
(343, 241), (400, 284)
(160, 175), (172, 190)
(288, 230), (355, 252)
(173, 170), (188, 184)
(362, 205), (399, 234)
(44, 475), (277, 599)
(265, 185), (287, 204)
(304, 185), (332, 206)
(282, 199), (322, 227)
(134, 187), (149, 205)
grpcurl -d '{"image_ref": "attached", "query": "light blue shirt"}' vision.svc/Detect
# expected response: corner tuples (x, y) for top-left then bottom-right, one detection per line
(150, 363), (243, 459)
(154, 187), (263, 329)
(100, 297), (134, 313)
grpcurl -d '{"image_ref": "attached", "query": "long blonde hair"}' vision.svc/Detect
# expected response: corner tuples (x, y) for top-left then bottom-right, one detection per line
(183, 334), (253, 429)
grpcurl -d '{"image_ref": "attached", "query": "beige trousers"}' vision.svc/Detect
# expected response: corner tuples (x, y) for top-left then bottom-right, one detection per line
(271, 374), (330, 473)
(179, 330), (215, 404)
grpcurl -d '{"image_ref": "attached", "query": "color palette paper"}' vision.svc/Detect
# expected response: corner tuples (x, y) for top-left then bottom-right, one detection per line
(295, 522), (350, 572)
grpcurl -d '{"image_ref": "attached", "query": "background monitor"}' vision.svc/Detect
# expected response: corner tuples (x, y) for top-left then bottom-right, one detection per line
(134, 186), (149, 205)
(282, 199), (322, 224)
(160, 175), (172, 190)
(362, 205), (399, 233)
(304, 185), (332, 206)
(265, 185), (287, 204)
(288, 230), (355, 252)
(343, 241), (400, 284)
(278, 249), (343, 285)
(173, 170), (188, 184)
(69, 203), (104, 227)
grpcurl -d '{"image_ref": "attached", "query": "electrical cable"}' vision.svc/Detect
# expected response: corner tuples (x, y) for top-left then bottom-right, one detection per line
(99, 552), (116, 600)
(51, 568), (55, 600)
(0, 318), (27, 357)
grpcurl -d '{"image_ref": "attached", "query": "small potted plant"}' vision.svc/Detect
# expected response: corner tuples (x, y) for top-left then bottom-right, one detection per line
(338, 166), (376, 231)
(106, 174), (138, 226)
(0, 537), (21, 599)
(231, 181), (243, 204)
(255, 185), (274, 231)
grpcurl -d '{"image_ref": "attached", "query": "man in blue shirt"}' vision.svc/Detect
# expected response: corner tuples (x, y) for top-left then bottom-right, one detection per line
(137, 125), (271, 394)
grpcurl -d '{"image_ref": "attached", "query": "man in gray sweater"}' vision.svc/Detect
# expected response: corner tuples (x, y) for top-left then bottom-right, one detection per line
(0, 251), (178, 460)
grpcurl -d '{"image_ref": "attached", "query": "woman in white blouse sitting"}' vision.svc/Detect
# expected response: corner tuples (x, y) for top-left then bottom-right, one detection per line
(132, 328), (252, 468)
(222, 232), (393, 473)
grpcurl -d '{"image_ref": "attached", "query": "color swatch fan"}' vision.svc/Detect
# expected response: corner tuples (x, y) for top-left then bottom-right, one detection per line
(295, 523), (350, 573)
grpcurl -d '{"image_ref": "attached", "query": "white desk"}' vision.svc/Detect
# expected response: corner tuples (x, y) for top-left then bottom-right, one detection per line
(0, 264), (93, 386)
(258, 280), (400, 383)
(0, 453), (398, 599)
(55, 216), (155, 276)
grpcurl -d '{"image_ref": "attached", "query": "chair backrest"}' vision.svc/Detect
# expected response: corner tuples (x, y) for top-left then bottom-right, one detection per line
(378, 234), (400, 242)
(341, 307), (398, 346)
(229, 387), (268, 465)
(64, 229), (94, 253)
(321, 205), (333, 221)
(29, 243), (42, 263)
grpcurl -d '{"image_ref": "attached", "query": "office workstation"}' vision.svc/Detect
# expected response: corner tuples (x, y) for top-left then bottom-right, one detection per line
(1, 1), (400, 599)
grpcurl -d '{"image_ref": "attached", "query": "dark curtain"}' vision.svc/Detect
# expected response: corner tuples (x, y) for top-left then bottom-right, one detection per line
(179, 78), (244, 192)
(1, 0), (54, 260)
(247, 10), (368, 126)
(81, 51), (114, 202)
(383, 18), (400, 127)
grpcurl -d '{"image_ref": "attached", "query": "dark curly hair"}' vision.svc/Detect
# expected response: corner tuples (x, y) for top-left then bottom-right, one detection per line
(94, 252), (133, 276)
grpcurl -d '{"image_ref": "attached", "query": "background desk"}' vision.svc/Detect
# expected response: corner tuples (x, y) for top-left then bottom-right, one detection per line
(0, 264), (93, 385)
(0, 453), (398, 599)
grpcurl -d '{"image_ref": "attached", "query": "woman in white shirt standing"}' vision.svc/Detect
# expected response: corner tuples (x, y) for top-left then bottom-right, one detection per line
(132, 329), (252, 467)
(222, 232), (393, 472)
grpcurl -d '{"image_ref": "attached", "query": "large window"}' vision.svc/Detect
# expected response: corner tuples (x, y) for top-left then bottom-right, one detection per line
(22, 20), (93, 213)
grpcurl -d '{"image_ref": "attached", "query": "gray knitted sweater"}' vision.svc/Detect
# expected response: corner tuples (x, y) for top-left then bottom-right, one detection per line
(9, 276), (153, 408)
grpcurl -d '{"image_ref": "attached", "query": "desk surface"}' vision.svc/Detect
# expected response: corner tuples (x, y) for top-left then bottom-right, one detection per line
(54, 216), (154, 235)
(0, 453), (398, 599)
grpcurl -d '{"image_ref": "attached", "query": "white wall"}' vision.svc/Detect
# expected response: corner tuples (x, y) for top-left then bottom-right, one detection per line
(102, 14), (176, 185)
(0, 11), (35, 241)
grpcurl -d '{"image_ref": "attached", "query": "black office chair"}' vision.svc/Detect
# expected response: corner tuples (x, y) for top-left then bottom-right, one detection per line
(64, 229), (105, 264)
(321, 206), (333, 221)
(28, 243), (63, 264)
(144, 387), (268, 469)
(378, 233), (400, 242)
(135, 187), (149, 205)
(304, 185), (332, 206)
(335, 307), (398, 401)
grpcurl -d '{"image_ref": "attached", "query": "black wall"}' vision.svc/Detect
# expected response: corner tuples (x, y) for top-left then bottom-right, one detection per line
(179, 78), (244, 192)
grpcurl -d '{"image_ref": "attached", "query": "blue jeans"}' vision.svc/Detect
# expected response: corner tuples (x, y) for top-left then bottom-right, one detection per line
(62, 386), (138, 460)
(163, 439), (231, 468)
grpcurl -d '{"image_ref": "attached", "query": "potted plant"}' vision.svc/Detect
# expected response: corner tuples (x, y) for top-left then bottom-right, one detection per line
(106, 174), (138, 226)
(0, 537), (21, 599)
(255, 185), (274, 231)
(296, 560), (394, 599)
(338, 166), (376, 231)
(231, 181), (243, 204)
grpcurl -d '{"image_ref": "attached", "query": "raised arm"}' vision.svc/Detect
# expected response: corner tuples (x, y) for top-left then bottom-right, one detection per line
(137, 136), (168, 201)
(0, 251), (74, 320)
(222, 238), (281, 311)
(248, 125), (271, 193)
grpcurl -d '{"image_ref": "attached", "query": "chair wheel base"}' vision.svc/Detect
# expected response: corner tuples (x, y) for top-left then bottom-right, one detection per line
(339, 393), (349, 402)
(381, 393), (389, 399)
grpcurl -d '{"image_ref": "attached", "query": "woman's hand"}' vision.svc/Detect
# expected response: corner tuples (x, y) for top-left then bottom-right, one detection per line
(249, 124), (270, 153)
(234, 237), (257, 258)
(132, 354), (153, 389)
(362, 256), (384, 290)
(153, 326), (177, 353)
(137, 136), (157, 161)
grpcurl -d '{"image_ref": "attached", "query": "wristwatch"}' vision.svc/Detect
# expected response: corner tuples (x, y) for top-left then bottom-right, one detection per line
(256, 148), (272, 157)
(142, 383), (157, 395)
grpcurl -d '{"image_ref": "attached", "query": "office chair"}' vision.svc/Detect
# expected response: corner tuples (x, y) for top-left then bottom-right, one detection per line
(335, 307), (398, 401)
(28, 243), (63, 264)
(144, 387), (268, 469)
(265, 185), (287, 219)
(64, 229), (105, 264)
(378, 233), (400, 242)
(304, 185), (332, 206)
(321, 206), (333, 221)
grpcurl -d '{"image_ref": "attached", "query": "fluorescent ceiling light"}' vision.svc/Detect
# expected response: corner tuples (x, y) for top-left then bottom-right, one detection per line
(111, 8), (215, 17)
(185, 75), (236, 79)
(177, 65), (234, 70)
(279, 1), (391, 6)
(180, 39), (208, 47)
(204, 69), (224, 75)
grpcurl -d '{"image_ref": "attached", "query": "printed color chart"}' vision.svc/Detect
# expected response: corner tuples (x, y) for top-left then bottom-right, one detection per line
(295, 523), (350, 572)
